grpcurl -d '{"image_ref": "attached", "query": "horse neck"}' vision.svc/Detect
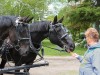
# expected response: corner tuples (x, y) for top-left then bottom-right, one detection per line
(30, 21), (50, 31)
(30, 21), (50, 48)
(0, 16), (15, 41)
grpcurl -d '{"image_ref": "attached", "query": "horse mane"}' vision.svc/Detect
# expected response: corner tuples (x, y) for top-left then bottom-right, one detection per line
(30, 21), (51, 32)
(0, 16), (17, 27)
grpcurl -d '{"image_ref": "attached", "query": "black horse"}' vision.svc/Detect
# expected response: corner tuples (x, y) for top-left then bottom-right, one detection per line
(0, 16), (75, 75)
(0, 16), (33, 75)
(17, 16), (75, 74)
(0, 17), (32, 75)
(30, 16), (75, 53)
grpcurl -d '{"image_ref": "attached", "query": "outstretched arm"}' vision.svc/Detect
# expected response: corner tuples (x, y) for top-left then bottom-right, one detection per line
(70, 52), (83, 62)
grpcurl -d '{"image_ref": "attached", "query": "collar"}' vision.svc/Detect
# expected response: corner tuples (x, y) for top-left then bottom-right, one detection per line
(87, 43), (100, 53)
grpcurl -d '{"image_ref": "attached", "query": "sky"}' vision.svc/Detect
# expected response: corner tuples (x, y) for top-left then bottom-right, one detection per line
(44, 2), (67, 17)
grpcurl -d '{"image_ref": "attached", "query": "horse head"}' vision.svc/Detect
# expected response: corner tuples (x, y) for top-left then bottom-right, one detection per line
(48, 16), (75, 52)
(8, 17), (31, 56)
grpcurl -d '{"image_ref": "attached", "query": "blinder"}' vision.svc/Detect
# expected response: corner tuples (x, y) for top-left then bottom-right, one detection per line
(49, 23), (62, 32)
(49, 24), (55, 32)
(15, 18), (30, 40)
(14, 17), (31, 51)
(49, 23), (69, 40)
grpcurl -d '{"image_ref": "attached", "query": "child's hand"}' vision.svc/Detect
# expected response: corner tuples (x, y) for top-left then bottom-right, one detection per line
(70, 52), (79, 58)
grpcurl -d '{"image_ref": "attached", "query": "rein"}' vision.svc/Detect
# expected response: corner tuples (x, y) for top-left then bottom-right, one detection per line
(0, 24), (44, 65)
(14, 24), (44, 59)
(42, 45), (65, 52)
(29, 40), (65, 52)
(28, 24), (44, 60)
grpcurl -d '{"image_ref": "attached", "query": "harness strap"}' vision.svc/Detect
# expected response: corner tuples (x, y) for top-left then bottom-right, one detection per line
(28, 24), (44, 59)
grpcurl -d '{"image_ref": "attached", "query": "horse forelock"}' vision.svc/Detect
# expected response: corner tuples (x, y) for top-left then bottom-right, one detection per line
(30, 21), (51, 32)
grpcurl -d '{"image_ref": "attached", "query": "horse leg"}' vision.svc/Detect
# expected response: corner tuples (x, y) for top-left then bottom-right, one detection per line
(23, 63), (33, 75)
(0, 59), (7, 75)
(15, 63), (21, 75)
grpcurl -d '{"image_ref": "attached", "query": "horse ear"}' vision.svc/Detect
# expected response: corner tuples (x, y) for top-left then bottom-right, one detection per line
(26, 16), (34, 23)
(23, 15), (30, 22)
(52, 15), (57, 24)
(58, 16), (64, 23)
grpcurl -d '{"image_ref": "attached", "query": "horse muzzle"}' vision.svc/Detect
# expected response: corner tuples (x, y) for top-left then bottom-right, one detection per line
(19, 47), (30, 56)
(63, 44), (75, 53)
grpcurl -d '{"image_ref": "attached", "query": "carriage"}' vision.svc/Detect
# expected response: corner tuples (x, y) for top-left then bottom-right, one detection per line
(0, 15), (75, 75)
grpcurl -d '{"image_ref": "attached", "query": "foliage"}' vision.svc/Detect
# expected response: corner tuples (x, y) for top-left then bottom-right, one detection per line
(69, 7), (100, 24)
(0, 0), (48, 21)
(73, 1), (99, 23)
(66, 1), (100, 26)
(68, 0), (79, 2)
(58, 0), (100, 41)
(46, 15), (54, 21)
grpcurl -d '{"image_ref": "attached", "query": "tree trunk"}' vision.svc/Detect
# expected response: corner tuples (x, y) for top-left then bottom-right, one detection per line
(95, 21), (100, 35)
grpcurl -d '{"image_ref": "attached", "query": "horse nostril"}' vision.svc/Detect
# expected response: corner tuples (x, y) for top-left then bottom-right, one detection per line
(26, 51), (29, 54)
(71, 45), (75, 51)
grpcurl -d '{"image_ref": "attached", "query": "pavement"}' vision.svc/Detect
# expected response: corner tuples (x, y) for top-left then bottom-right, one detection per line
(1, 56), (80, 75)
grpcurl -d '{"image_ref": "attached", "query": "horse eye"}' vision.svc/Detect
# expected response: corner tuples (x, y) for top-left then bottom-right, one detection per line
(18, 23), (21, 25)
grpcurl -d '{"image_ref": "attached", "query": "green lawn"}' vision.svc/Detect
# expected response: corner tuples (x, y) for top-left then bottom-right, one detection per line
(41, 39), (87, 56)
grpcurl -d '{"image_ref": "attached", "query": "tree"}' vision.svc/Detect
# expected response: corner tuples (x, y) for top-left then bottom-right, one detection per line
(58, 0), (100, 41)
(92, 0), (100, 34)
(0, 0), (48, 21)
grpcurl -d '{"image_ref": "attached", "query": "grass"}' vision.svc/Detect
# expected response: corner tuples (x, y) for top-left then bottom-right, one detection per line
(40, 39), (87, 56)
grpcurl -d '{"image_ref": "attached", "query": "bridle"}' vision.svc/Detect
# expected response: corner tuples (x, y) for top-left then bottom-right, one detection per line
(15, 19), (44, 60)
(49, 23), (70, 52)
(49, 23), (68, 42)
(1, 18), (44, 63)
(13, 20), (31, 51)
